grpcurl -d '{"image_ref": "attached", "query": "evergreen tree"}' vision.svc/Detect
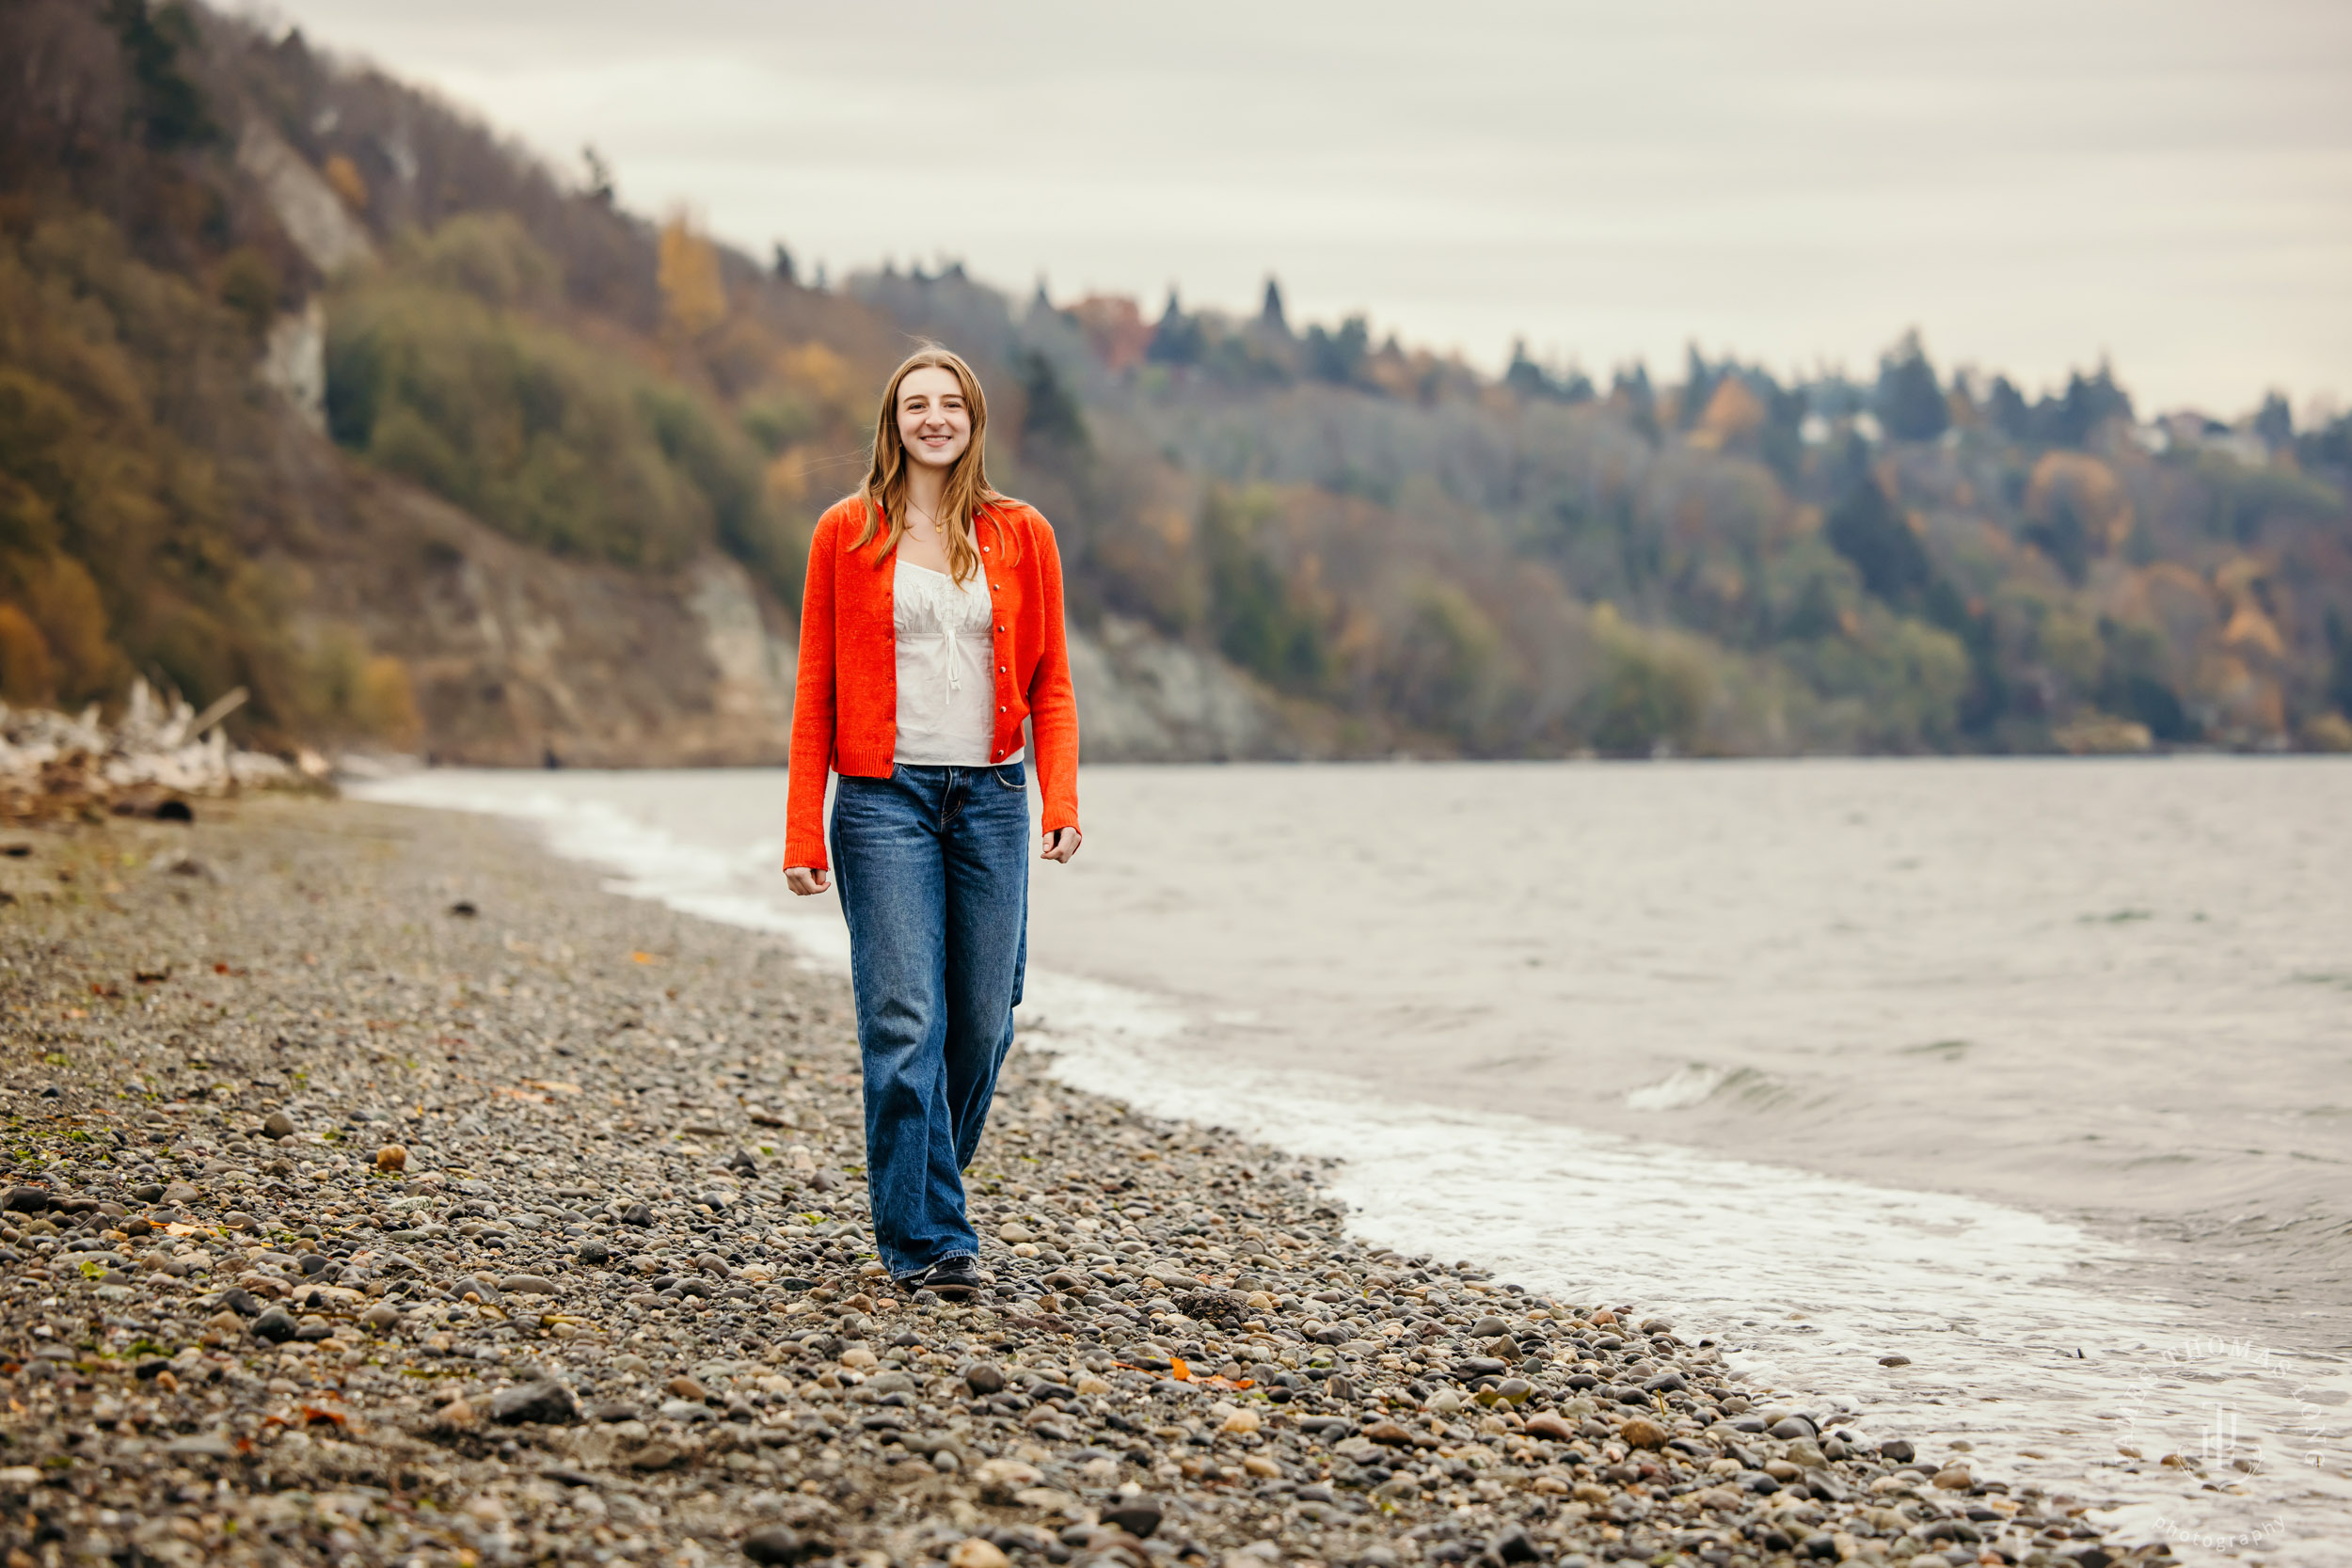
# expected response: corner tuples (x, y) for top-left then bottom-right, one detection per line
(106, 0), (218, 150)
(1016, 350), (1089, 453)
(1679, 343), (1716, 430)
(1825, 474), (1933, 605)
(1506, 341), (1594, 404)
(1260, 277), (1288, 335)
(1304, 317), (1370, 386)
(1505, 339), (1546, 399)
(2254, 391), (2294, 450)
(2039, 363), (2133, 447)
(1876, 330), (1950, 441)
(1146, 291), (1205, 366)
(1986, 376), (2031, 440)
(581, 146), (615, 205)
(1758, 374), (1808, 483)
(1614, 362), (1659, 442)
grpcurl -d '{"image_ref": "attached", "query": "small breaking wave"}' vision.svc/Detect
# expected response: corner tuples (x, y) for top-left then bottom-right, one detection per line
(1625, 1061), (1729, 1109)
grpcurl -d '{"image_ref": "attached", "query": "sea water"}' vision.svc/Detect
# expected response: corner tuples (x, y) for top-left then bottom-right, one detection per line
(356, 758), (2352, 1561)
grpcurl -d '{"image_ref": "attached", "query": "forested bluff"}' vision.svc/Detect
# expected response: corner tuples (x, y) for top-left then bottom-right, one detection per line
(6, 0), (2350, 768)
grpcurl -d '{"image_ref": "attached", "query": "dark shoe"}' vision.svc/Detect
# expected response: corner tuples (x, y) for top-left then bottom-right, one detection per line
(923, 1256), (985, 1300)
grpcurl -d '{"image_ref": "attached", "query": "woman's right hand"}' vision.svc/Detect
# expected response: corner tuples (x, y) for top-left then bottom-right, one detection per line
(784, 866), (832, 896)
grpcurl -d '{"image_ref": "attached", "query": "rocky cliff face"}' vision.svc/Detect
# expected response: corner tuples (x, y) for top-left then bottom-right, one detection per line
(277, 433), (792, 768)
(1067, 614), (1292, 762)
(286, 428), (1282, 769)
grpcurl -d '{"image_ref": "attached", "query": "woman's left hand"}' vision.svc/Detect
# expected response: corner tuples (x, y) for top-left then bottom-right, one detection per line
(1041, 827), (1082, 863)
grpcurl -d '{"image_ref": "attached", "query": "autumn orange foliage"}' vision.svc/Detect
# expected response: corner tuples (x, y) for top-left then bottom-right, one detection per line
(1069, 296), (1152, 372)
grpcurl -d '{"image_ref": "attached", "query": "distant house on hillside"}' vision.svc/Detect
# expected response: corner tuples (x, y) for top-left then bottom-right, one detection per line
(2149, 412), (2272, 467)
(1800, 410), (1884, 446)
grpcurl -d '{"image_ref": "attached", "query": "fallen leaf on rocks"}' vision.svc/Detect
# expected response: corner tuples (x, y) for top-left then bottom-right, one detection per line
(1619, 1417), (1667, 1449)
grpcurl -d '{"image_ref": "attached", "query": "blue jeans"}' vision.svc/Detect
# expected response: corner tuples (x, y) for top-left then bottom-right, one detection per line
(829, 762), (1029, 1280)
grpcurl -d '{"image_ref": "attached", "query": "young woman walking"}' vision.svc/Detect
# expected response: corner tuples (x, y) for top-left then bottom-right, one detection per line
(781, 346), (1081, 1300)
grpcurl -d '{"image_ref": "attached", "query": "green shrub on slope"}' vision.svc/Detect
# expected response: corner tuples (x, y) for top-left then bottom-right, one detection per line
(326, 217), (783, 581)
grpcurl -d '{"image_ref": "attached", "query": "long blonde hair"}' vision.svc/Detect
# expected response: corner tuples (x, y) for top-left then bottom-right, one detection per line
(853, 346), (1009, 583)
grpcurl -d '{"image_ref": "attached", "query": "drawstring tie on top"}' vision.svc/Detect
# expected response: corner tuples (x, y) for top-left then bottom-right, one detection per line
(937, 621), (967, 700)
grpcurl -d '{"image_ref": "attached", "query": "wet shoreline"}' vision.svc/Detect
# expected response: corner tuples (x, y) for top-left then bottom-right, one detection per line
(1, 798), (2145, 1568)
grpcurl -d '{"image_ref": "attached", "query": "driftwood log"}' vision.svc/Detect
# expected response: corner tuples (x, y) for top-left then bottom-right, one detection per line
(0, 682), (320, 822)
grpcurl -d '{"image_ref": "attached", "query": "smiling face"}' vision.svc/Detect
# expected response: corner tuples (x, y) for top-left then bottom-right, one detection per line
(896, 365), (973, 473)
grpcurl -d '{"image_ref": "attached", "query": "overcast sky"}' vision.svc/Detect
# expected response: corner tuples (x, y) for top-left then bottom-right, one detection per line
(251, 0), (2352, 418)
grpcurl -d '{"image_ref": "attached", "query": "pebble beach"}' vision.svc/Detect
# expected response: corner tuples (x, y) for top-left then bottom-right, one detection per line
(0, 799), (2149, 1568)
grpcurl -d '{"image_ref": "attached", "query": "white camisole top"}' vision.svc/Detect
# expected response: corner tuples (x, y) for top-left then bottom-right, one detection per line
(893, 561), (1022, 767)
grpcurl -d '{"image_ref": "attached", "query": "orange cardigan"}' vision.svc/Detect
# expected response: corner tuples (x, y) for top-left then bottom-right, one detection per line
(784, 496), (1081, 871)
